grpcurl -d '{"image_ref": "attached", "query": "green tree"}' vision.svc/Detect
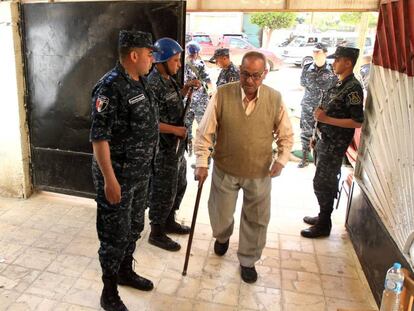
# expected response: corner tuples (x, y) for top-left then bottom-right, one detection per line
(340, 12), (378, 29)
(250, 12), (297, 48)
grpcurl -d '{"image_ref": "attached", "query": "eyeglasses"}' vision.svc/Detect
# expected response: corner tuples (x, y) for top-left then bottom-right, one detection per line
(240, 71), (265, 81)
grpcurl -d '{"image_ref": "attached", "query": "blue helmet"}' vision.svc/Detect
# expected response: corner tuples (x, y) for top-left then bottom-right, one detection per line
(186, 41), (201, 55)
(153, 38), (183, 63)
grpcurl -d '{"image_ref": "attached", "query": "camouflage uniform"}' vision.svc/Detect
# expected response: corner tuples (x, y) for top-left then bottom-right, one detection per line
(216, 62), (240, 87)
(300, 62), (337, 152)
(313, 74), (364, 226)
(184, 58), (211, 141)
(90, 62), (159, 277)
(360, 63), (371, 90)
(147, 67), (187, 226)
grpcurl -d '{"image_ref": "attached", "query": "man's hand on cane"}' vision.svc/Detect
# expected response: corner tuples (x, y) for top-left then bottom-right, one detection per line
(194, 167), (208, 187)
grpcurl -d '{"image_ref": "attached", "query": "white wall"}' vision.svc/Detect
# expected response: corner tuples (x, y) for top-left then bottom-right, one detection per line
(0, 2), (31, 198)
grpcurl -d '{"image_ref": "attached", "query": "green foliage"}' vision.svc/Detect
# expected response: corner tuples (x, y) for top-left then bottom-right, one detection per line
(250, 12), (297, 30)
(340, 12), (378, 28)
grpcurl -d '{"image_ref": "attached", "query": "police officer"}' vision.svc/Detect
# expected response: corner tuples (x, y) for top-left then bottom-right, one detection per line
(90, 30), (158, 311)
(211, 48), (240, 86)
(147, 38), (200, 251)
(301, 46), (364, 238)
(184, 41), (212, 156)
(298, 43), (337, 168)
(360, 54), (372, 90)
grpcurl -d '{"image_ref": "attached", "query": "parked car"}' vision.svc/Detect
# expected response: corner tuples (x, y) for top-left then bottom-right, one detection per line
(282, 32), (375, 67)
(185, 32), (213, 46)
(282, 34), (335, 67)
(199, 36), (283, 71)
(218, 32), (249, 43)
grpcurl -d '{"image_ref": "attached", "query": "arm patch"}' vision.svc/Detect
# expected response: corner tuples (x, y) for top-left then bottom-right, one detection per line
(347, 91), (362, 105)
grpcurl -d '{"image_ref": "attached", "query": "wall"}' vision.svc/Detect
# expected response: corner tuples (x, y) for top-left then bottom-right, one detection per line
(0, 2), (31, 198)
(355, 0), (414, 265)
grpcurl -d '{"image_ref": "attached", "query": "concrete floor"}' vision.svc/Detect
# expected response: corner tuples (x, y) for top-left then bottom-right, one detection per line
(0, 158), (378, 311)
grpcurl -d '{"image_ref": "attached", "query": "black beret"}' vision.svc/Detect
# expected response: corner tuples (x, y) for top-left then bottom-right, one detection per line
(118, 30), (158, 51)
(313, 43), (328, 53)
(213, 48), (230, 58)
(327, 46), (360, 62)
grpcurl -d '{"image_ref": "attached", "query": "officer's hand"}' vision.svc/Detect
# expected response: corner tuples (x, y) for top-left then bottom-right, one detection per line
(269, 161), (284, 178)
(314, 108), (328, 122)
(186, 80), (201, 89)
(175, 126), (187, 140)
(195, 167), (208, 187)
(104, 177), (121, 205)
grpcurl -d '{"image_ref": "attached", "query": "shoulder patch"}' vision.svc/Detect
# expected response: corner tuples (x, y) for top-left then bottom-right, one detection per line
(96, 95), (109, 113)
(348, 91), (362, 105)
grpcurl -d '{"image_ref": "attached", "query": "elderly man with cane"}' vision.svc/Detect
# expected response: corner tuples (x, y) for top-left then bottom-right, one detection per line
(193, 51), (293, 283)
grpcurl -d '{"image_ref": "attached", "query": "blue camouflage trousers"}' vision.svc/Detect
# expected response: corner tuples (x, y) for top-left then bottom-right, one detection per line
(149, 152), (187, 225)
(186, 94), (209, 141)
(313, 139), (343, 224)
(300, 104), (316, 152)
(92, 159), (151, 277)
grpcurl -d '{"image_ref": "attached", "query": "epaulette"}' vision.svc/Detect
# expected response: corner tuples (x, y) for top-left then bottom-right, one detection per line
(103, 71), (119, 85)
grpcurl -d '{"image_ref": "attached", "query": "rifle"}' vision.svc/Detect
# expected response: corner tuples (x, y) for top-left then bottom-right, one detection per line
(182, 180), (204, 276)
(176, 87), (194, 154)
(185, 60), (209, 95)
(311, 90), (325, 146)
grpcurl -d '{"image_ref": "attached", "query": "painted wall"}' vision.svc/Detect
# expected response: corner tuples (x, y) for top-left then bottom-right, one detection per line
(0, 2), (31, 198)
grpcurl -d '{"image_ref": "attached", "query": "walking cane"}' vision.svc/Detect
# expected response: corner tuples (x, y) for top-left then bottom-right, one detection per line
(182, 180), (204, 276)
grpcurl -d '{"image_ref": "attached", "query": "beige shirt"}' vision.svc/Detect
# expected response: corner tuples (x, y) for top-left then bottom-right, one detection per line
(195, 86), (294, 168)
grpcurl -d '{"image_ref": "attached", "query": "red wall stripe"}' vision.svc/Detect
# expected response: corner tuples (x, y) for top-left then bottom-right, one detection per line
(373, 0), (414, 76)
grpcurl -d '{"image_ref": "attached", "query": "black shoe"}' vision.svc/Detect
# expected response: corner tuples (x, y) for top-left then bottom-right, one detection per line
(303, 215), (318, 225)
(300, 225), (331, 238)
(240, 265), (258, 283)
(297, 158), (309, 168)
(101, 276), (129, 311)
(149, 224), (181, 251)
(117, 256), (154, 291)
(118, 272), (154, 291)
(165, 213), (191, 235)
(214, 239), (229, 256)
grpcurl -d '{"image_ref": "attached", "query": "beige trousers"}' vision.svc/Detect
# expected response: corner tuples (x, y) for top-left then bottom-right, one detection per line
(208, 165), (271, 267)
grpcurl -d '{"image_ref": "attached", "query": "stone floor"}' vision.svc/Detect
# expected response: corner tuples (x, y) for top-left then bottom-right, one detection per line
(0, 160), (379, 311)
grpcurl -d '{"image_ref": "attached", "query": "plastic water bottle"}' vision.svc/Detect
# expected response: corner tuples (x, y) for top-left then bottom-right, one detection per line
(379, 262), (404, 311)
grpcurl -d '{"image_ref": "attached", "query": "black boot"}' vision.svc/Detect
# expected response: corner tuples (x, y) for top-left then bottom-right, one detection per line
(165, 211), (190, 235)
(303, 215), (318, 225)
(118, 256), (154, 291)
(297, 150), (309, 168)
(300, 217), (332, 238)
(148, 224), (181, 251)
(101, 275), (129, 311)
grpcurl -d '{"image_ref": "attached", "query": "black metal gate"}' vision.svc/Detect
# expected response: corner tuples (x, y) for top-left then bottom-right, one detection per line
(22, 1), (186, 197)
